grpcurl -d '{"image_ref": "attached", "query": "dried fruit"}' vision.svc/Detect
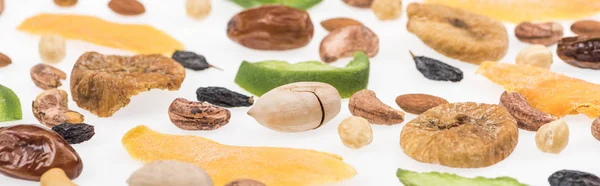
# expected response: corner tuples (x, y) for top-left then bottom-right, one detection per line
(0, 84), (22, 122)
(52, 123), (95, 144)
(397, 169), (527, 186)
(349, 89), (404, 125)
(227, 5), (314, 50)
(196, 87), (253, 107)
(127, 160), (213, 186)
(320, 17), (363, 32)
(338, 116), (373, 149)
(371, 0), (402, 20)
(407, 3), (508, 64)
(171, 50), (220, 71)
(235, 52), (369, 98)
(229, 0), (323, 10)
(225, 179), (266, 186)
(342, 0), (372, 8)
(248, 82), (341, 132)
(514, 22), (563, 46)
(395, 93), (448, 115)
(571, 20), (600, 37)
(516, 45), (553, 69)
(39, 34), (66, 64)
(593, 117), (600, 142)
(536, 120), (569, 154)
(186, 0), (211, 20)
(320, 25), (379, 63)
(30, 63), (67, 90)
(122, 125), (357, 186)
(108, 0), (145, 16)
(0, 125), (83, 181)
(549, 170), (600, 186)
(33, 89), (84, 128)
(53, 0), (77, 7)
(557, 36), (600, 69)
(410, 51), (463, 82)
(0, 52), (10, 67)
(18, 14), (183, 54)
(70, 52), (185, 117)
(500, 91), (557, 131)
(40, 168), (77, 186)
(168, 98), (231, 131)
(400, 102), (518, 168)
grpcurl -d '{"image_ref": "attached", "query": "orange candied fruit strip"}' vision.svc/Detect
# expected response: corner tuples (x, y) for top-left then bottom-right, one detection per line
(18, 14), (184, 55)
(122, 125), (357, 186)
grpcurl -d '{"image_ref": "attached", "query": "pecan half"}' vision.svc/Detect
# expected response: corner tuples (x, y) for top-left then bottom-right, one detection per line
(168, 98), (231, 131)
(515, 22), (563, 46)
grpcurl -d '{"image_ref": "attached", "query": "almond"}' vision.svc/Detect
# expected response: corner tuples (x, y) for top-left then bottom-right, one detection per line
(571, 20), (600, 37)
(53, 0), (78, 7)
(395, 93), (448, 115)
(0, 0), (4, 15)
(108, 0), (145, 16)
(0, 52), (11, 68)
(320, 18), (363, 32)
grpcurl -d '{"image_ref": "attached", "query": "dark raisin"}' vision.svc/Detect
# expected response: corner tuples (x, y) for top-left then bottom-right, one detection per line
(172, 50), (220, 71)
(52, 123), (95, 144)
(196, 87), (254, 107)
(410, 51), (463, 82)
(549, 170), (600, 186)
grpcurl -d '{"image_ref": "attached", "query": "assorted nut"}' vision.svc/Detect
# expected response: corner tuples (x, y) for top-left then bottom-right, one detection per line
(571, 20), (600, 37)
(499, 91), (557, 131)
(557, 36), (600, 69)
(127, 160), (214, 186)
(592, 117), (600, 142)
(372, 0), (402, 20)
(536, 120), (569, 154)
(320, 17), (363, 32)
(53, 0), (78, 7)
(39, 34), (66, 64)
(514, 22), (564, 46)
(168, 98), (231, 131)
(342, 0), (373, 8)
(40, 168), (77, 186)
(395, 93), (448, 115)
(108, 0), (145, 16)
(225, 179), (267, 186)
(30, 63), (66, 90)
(515, 45), (553, 69)
(320, 25), (379, 63)
(33, 89), (85, 128)
(0, 52), (11, 67)
(349, 89), (404, 125)
(338, 116), (373, 149)
(186, 0), (211, 20)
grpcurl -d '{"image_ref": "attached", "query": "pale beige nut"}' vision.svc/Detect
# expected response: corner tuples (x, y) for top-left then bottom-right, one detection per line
(39, 34), (66, 64)
(515, 22), (564, 46)
(499, 91), (557, 131)
(53, 0), (78, 7)
(338, 116), (373, 149)
(30, 63), (67, 90)
(225, 179), (267, 186)
(536, 120), (569, 154)
(372, 0), (402, 20)
(592, 117), (600, 142)
(186, 0), (211, 20)
(342, 0), (373, 8)
(349, 89), (404, 125)
(571, 20), (600, 37)
(108, 0), (145, 16)
(127, 160), (213, 186)
(395, 93), (448, 115)
(516, 45), (553, 69)
(168, 98), (231, 131)
(33, 89), (85, 128)
(40, 168), (77, 186)
(320, 18), (363, 32)
(0, 52), (11, 67)
(320, 25), (379, 63)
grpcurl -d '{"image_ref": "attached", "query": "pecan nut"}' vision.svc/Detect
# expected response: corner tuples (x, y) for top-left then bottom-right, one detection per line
(514, 22), (563, 46)
(168, 98), (231, 130)
(571, 20), (600, 37)
(30, 63), (67, 90)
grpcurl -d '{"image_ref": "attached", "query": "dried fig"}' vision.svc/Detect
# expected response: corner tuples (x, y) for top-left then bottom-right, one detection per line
(70, 52), (185, 117)
(557, 36), (600, 69)
(514, 22), (563, 46)
(168, 98), (231, 131)
(320, 25), (379, 63)
(349, 89), (404, 125)
(406, 3), (508, 65)
(30, 63), (67, 90)
(33, 89), (84, 128)
(227, 5), (314, 50)
(320, 18), (363, 32)
(500, 91), (557, 131)
(400, 102), (518, 168)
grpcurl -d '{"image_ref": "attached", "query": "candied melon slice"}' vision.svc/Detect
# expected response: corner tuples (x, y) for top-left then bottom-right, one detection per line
(122, 125), (357, 186)
(425, 0), (600, 23)
(18, 14), (183, 54)
(477, 62), (600, 118)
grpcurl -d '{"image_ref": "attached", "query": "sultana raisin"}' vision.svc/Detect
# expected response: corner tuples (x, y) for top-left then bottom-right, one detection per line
(52, 123), (95, 144)
(410, 51), (463, 82)
(549, 170), (600, 186)
(196, 87), (253, 108)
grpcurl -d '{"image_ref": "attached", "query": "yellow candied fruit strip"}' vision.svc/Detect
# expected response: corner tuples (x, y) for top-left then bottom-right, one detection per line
(122, 125), (357, 186)
(18, 14), (184, 54)
(425, 0), (600, 23)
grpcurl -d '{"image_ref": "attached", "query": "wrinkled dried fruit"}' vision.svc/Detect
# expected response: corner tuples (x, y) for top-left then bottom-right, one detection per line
(549, 170), (600, 186)
(40, 168), (77, 186)
(230, 0), (322, 10)
(53, 0), (77, 7)
(70, 52), (185, 117)
(557, 36), (600, 69)
(342, 0), (373, 8)
(410, 51), (463, 82)
(500, 91), (557, 131)
(39, 34), (66, 64)
(227, 5), (314, 50)
(0, 52), (10, 67)
(0, 125), (83, 181)
(196, 87), (253, 107)
(593, 117), (600, 142)
(477, 61), (600, 118)
(108, 0), (145, 16)
(127, 160), (214, 186)
(320, 17), (363, 32)
(572, 20), (600, 37)
(516, 45), (553, 69)
(514, 22), (563, 46)
(371, 0), (402, 20)
(30, 64), (66, 90)
(168, 98), (231, 131)
(172, 50), (220, 71)
(397, 168), (527, 186)
(349, 89), (404, 125)
(320, 25), (379, 63)
(18, 14), (184, 54)
(0, 84), (22, 122)
(338, 116), (373, 149)
(225, 179), (266, 186)
(33, 89), (84, 128)
(400, 102), (518, 168)
(52, 123), (95, 144)
(536, 120), (569, 154)
(122, 125), (357, 186)
(248, 82), (341, 132)
(407, 3), (508, 64)
(186, 0), (211, 20)
(395, 93), (448, 115)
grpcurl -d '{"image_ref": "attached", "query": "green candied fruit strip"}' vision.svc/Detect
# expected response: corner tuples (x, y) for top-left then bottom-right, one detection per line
(396, 169), (528, 186)
(229, 0), (323, 10)
(234, 52), (369, 98)
(0, 84), (22, 122)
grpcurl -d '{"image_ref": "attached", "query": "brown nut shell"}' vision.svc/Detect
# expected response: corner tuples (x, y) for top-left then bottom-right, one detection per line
(400, 102), (518, 168)
(342, 0), (373, 8)
(499, 91), (557, 131)
(557, 36), (600, 69)
(168, 98), (231, 131)
(0, 52), (11, 67)
(592, 117), (600, 142)
(349, 89), (404, 125)
(30, 63), (67, 90)
(571, 20), (600, 37)
(320, 25), (379, 63)
(225, 179), (267, 186)
(320, 18), (363, 32)
(33, 89), (84, 128)
(108, 0), (145, 16)
(227, 5), (314, 50)
(54, 0), (78, 7)
(514, 22), (563, 46)
(395, 93), (448, 115)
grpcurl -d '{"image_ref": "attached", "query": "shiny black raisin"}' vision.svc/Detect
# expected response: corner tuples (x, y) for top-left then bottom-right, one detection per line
(172, 50), (219, 71)
(51, 123), (95, 144)
(196, 87), (253, 107)
(549, 170), (600, 186)
(410, 51), (463, 82)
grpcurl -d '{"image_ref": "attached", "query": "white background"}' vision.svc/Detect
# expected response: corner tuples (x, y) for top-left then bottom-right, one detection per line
(1, 0), (599, 185)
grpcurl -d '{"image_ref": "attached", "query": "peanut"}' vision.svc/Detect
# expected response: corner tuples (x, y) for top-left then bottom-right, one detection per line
(535, 120), (569, 154)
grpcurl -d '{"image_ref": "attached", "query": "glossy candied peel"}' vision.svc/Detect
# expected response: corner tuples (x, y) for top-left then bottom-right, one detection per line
(477, 62), (600, 118)
(122, 125), (357, 186)
(18, 14), (183, 54)
(424, 0), (600, 23)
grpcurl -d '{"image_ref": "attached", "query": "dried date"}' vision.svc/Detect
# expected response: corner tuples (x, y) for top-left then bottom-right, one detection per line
(172, 50), (220, 71)
(557, 36), (600, 69)
(52, 123), (95, 144)
(196, 87), (253, 107)
(409, 51), (463, 82)
(548, 170), (600, 186)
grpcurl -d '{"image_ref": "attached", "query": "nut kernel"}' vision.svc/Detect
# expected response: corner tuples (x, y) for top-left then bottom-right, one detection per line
(372, 0), (402, 20)
(536, 120), (569, 154)
(338, 116), (373, 149)
(516, 45), (553, 69)
(39, 35), (66, 64)
(186, 0), (211, 20)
